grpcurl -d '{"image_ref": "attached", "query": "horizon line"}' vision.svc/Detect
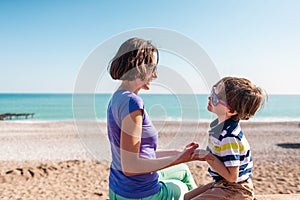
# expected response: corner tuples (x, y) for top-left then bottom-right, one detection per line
(0, 92), (299, 95)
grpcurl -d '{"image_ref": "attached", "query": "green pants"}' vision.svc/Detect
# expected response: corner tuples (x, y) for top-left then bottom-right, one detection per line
(109, 163), (197, 200)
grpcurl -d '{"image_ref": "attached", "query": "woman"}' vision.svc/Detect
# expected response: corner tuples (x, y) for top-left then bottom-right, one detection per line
(107, 37), (212, 200)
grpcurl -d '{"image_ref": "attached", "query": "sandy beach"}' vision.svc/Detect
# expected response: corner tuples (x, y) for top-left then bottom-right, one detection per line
(0, 120), (299, 199)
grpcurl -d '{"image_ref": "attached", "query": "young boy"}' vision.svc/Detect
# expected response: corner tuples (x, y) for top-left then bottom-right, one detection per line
(185, 77), (265, 200)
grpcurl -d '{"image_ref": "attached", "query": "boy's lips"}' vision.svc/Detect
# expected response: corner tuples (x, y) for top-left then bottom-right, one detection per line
(208, 101), (212, 107)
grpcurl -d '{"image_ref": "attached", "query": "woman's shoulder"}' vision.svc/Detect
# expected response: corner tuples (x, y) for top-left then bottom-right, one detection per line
(112, 90), (144, 106)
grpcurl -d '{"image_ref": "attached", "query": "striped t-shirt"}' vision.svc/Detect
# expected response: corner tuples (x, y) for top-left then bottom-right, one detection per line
(207, 118), (253, 183)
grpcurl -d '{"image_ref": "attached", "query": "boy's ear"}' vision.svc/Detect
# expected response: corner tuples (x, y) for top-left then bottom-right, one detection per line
(227, 109), (238, 117)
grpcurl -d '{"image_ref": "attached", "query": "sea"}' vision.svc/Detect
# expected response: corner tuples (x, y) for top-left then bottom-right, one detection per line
(0, 93), (300, 122)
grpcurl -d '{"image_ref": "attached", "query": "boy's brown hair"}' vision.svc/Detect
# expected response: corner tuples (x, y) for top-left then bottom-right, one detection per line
(215, 77), (266, 121)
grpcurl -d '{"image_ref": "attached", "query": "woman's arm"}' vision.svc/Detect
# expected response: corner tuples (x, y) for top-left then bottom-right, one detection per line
(120, 109), (206, 176)
(155, 150), (180, 158)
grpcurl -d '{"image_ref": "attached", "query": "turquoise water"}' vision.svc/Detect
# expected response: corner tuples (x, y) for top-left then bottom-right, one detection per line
(0, 93), (299, 121)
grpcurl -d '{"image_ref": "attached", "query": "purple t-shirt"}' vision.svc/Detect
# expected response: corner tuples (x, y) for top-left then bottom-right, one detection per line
(107, 90), (161, 198)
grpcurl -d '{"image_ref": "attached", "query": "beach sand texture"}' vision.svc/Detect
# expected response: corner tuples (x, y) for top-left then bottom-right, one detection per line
(0, 121), (299, 199)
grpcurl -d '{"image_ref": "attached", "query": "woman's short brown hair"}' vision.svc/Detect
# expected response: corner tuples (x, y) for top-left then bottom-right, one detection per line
(215, 77), (266, 121)
(108, 37), (158, 81)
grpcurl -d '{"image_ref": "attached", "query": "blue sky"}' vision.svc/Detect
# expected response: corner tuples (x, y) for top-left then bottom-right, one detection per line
(1, 0), (300, 94)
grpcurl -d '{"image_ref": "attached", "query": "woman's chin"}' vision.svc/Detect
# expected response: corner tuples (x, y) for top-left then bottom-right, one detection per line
(142, 84), (151, 90)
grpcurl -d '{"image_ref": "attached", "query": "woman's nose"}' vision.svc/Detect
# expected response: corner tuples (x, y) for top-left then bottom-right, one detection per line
(152, 72), (158, 79)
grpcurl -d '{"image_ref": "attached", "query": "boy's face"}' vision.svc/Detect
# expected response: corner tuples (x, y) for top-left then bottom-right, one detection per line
(207, 83), (230, 118)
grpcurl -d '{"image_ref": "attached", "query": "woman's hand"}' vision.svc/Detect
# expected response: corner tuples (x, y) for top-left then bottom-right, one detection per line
(175, 142), (199, 164)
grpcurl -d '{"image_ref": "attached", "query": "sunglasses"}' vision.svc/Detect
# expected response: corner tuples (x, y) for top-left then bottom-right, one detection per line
(148, 63), (158, 76)
(210, 87), (231, 109)
(152, 65), (158, 76)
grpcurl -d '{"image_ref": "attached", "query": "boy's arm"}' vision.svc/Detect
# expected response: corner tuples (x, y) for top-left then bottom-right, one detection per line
(206, 153), (239, 183)
(192, 150), (239, 183)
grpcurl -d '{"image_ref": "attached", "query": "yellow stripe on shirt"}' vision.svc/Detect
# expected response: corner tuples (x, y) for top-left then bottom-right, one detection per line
(220, 142), (245, 151)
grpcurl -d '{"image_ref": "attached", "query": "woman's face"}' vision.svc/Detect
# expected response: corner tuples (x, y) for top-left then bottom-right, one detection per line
(140, 52), (158, 91)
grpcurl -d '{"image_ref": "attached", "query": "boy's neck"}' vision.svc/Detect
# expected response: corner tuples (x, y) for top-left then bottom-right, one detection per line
(217, 115), (232, 124)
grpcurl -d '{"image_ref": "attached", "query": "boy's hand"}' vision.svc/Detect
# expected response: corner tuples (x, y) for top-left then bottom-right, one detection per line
(192, 149), (214, 161)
